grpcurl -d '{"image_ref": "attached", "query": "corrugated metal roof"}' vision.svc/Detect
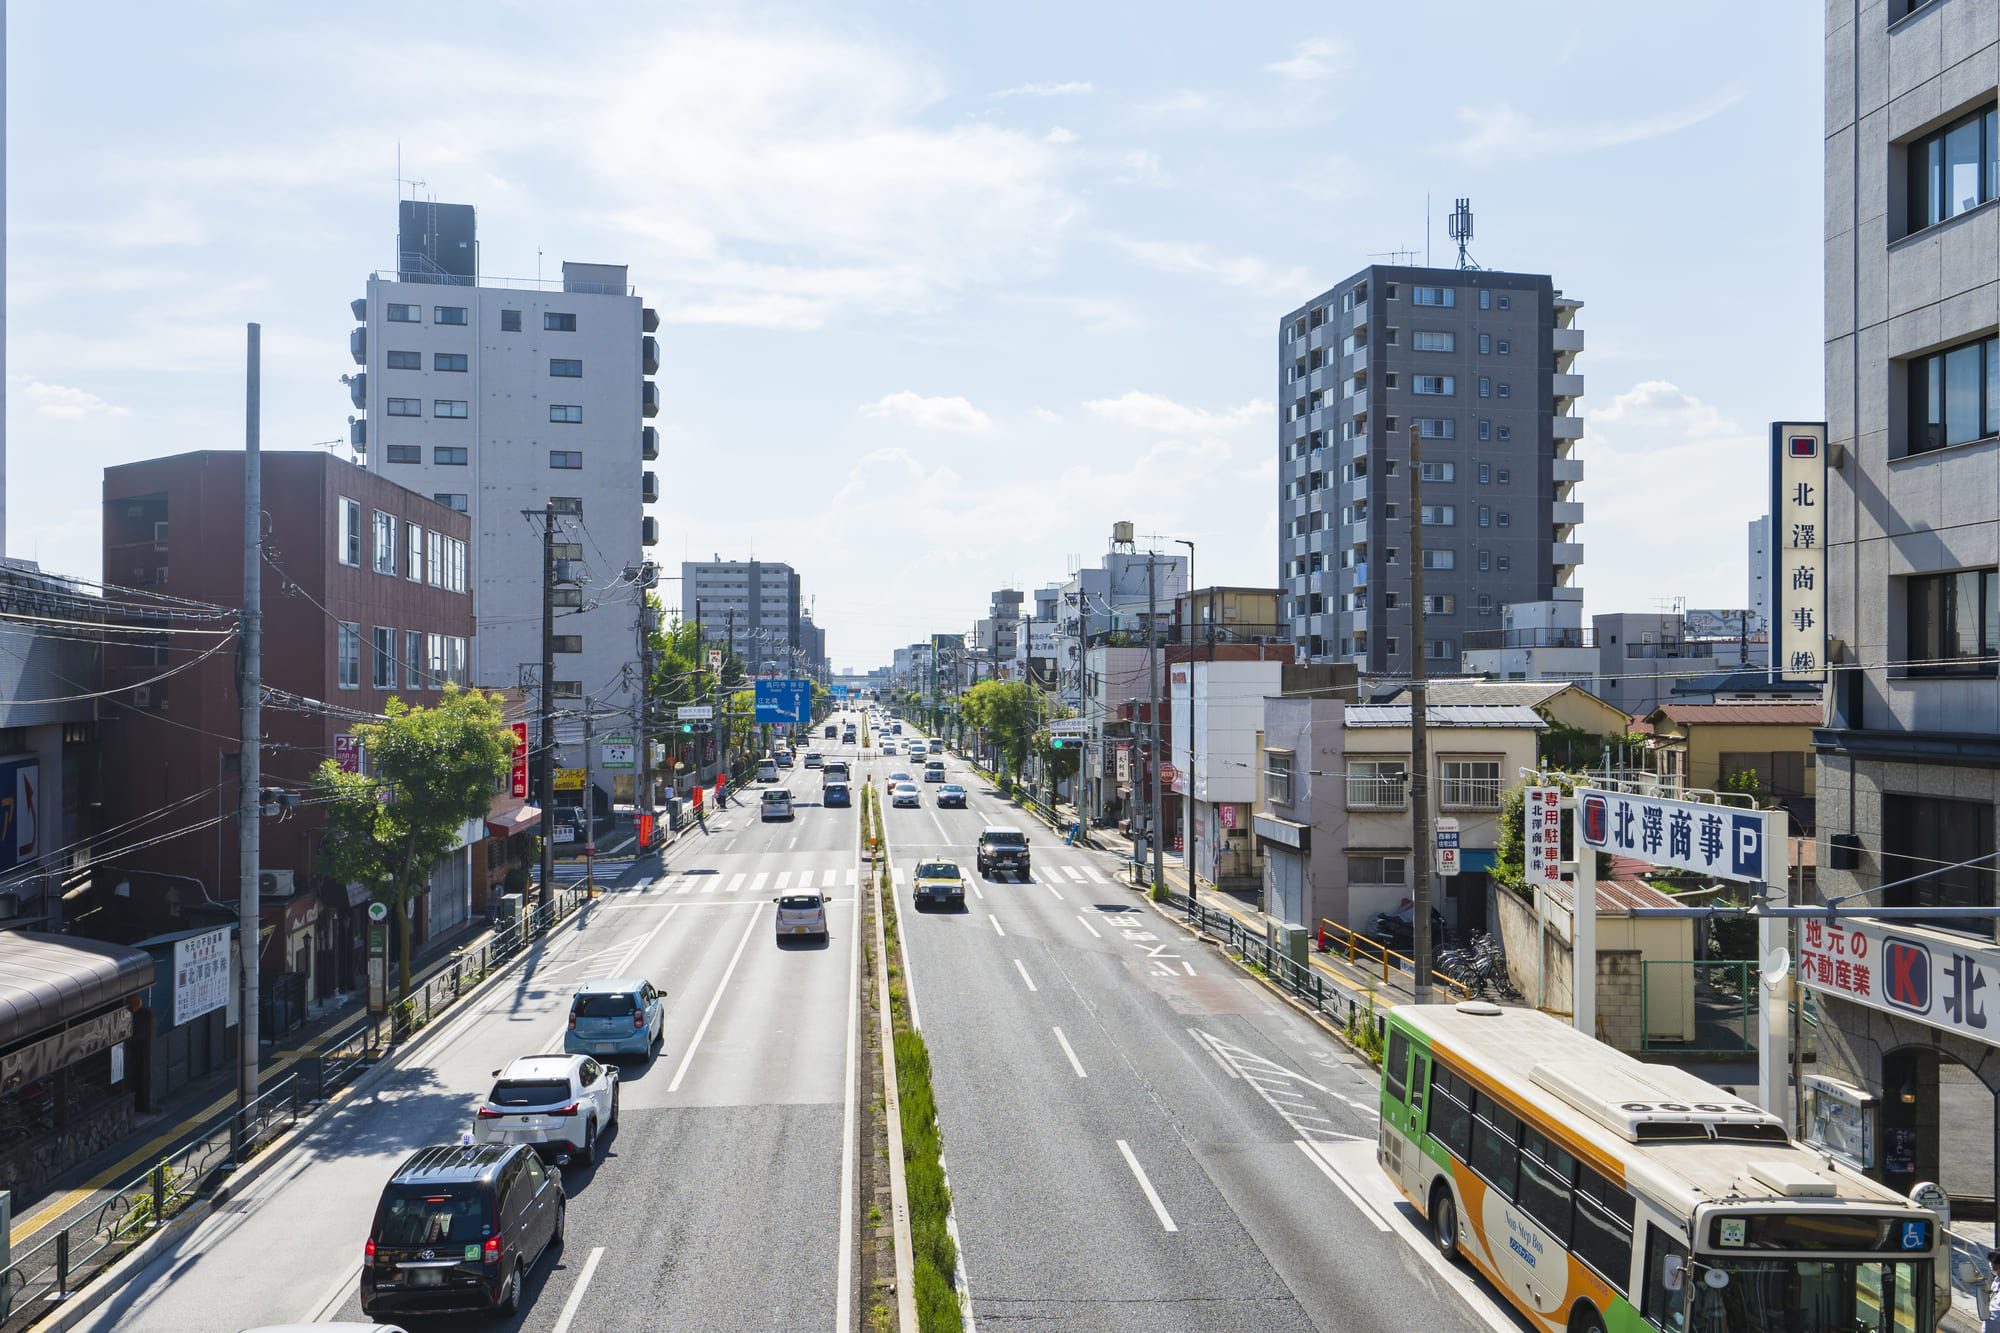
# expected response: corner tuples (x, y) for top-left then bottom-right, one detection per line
(1540, 879), (1686, 914)
(1385, 681), (1578, 709)
(1651, 703), (1825, 726)
(0, 931), (156, 1047)
(1343, 704), (1549, 729)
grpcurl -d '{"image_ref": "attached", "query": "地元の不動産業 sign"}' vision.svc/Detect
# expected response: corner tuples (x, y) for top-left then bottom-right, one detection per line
(1576, 787), (1781, 885)
(1798, 919), (2000, 1050)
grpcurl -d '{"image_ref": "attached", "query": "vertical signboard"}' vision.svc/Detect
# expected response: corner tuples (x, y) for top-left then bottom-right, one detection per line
(172, 926), (232, 1026)
(0, 756), (36, 875)
(510, 722), (529, 799)
(1772, 421), (1828, 682)
(1524, 787), (1562, 889)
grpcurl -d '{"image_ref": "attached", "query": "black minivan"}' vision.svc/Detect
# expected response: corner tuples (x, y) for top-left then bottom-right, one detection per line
(360, 1142), (564, 1318)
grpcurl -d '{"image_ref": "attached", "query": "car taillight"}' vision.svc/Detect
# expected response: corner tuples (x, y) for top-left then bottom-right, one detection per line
(553, 1101), (579, 1117)
(483, 1234), (502, 1265)
(364, 1237), (377, 1265)
(476, 1106), (505, 1118)
(633, 1011), (646, 1030)
(567, 1013), (577, 1031)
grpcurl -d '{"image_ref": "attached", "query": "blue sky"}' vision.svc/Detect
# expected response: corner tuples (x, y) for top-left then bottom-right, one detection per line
(5, 2), (1823, 669)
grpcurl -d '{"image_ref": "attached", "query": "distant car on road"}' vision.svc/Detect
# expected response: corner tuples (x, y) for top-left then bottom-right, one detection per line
(881, 740), (897, 755)
(888, 771), (913, 784)
(936, 783), (967, 808)
(474, 1054), (618, 1168)
(822, 759), (851, 783)
(360, 1142), (563, 1320)
(908, 741), (927, 758)
(762, 789), (794, 821)
(891, 782), (921, 808)
(924, 760), (946, 783)
(825, 723), (838, 738)
(775, 750), (794, 768)
(976, 826), (1031, 880)
(564, 978), (664, 1060)
(823, 781), (851, 808)
(804, 752), (823, 769)
(913, 859), (966, 910)
(775, 890), (830, 942)
(756, 758), (778, 783)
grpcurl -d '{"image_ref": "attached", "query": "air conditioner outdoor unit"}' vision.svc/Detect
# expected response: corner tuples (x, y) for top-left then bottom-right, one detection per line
(258, 869), (296, 897)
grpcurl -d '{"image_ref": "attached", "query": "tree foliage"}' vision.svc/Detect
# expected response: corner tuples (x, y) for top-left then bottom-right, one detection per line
(318, 685), (514, 997)
(960, 680), (1038, 776)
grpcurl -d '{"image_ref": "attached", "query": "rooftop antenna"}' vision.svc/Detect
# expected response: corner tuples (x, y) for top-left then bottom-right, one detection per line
(1425, 193), (1431, 267)
(1448, 196), (1480, 271)
(1367, 248), (1420, 265)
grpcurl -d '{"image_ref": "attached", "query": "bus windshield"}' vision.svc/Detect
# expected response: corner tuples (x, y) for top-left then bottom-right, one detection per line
(1689, 1255), (1930, 1332)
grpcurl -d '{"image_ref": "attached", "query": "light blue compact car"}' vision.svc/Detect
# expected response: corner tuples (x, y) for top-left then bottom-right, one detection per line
(564, 978), (665, 1061)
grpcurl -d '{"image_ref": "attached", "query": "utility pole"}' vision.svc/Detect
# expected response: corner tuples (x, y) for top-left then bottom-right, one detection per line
(634, 567), (655, 824)
(237, 322), (263, 1118)
(536, 502), (557, 913)
(722, 607), (736, 778)
(1407, 422), (1433, 1005)
(1176, 540), (1196, 903)
(582, 706), (596, 896)
(1147, 552), (1164, 892)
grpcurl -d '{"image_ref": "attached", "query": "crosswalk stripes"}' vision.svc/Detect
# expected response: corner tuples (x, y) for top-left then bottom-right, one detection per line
(1083, 866), (1107, 884)
(775, 870), (792, 891)
(1062, 865), (1088, 883)
(749, 871), (769, 896)
(627, 862), (877, 899)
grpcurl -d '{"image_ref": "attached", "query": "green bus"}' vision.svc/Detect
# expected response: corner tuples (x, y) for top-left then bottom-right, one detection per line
(1380, 1001), (1947, 1332)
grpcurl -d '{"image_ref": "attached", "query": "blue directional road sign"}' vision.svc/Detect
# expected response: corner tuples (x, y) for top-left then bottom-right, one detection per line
(831, 684), (849, 698)
(755, 679), (812, 725)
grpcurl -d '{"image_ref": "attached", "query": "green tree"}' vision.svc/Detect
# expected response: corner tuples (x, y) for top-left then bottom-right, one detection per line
(961, 680), (1038, 776)
(318, 685), (515, 998)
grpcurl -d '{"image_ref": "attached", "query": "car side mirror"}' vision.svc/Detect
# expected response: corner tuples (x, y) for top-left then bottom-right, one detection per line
(773, 895), (781, 903)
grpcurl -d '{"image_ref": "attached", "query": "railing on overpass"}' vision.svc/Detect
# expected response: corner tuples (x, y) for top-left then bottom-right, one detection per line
(0, 881), (589, 1332)
(1315, 917), (1471, 1004)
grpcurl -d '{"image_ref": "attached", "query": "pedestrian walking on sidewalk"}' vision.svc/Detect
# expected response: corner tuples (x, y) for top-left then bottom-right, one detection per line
(1984, 1253), (2000, 1333)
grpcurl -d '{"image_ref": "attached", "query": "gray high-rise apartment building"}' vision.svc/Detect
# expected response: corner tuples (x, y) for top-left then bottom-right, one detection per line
(682, 559), (803, 677)
(1812, 1), (1998, 1200)
(1278, 265), (1584, 678)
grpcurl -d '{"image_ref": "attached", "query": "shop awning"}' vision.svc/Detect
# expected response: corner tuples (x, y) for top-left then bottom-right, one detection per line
(0, 931), (154, 1049)
(486, 796), (543, 838)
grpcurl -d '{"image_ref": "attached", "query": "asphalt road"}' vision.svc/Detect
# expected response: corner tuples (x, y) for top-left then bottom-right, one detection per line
(878, 726), (1527, 1333)
(74, 733), (870, 1333)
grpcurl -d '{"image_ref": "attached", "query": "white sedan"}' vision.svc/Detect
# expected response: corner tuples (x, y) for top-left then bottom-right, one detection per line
(891, 782), (922, 808)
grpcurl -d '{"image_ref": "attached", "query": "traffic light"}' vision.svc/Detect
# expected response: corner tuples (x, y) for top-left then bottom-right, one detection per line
(680, 722), (694, 735)
(1049, 737), (1070, 749)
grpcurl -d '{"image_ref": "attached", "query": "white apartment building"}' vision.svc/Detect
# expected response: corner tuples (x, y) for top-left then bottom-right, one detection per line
(347, 202), (658, 809)
(680, 559), (802, 677)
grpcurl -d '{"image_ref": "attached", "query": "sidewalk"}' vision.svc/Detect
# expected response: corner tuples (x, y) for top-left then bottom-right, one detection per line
(7, 815), (698, 1252)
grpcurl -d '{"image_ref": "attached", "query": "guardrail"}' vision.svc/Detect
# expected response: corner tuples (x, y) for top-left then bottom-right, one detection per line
(1172, 893), (1386, 1041)
(1315, 917), (1470, 1003)
(0, 878), (589, 1332)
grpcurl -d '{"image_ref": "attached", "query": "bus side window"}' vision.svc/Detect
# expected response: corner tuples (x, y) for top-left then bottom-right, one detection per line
(1385, 1028), (1409, 1102)
(1409, 1051), (1429, 1120)
(1640, 1223), (1691, 1330)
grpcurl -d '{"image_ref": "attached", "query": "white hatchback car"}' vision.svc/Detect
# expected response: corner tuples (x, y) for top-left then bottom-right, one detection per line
(474, 1054), (619, 1168)
(775, 891), (830, 943)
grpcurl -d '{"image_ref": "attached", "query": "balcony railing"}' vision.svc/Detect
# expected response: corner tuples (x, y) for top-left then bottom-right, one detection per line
(1346, 775), (1407, 810)
(1461, 627), (1594, 651)
(1161, 623), (1290, 646)
(1440, 776), (1503, 810)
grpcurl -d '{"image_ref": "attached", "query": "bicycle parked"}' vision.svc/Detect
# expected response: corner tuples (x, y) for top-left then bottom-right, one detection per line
(1437, 931), (1520, 1002)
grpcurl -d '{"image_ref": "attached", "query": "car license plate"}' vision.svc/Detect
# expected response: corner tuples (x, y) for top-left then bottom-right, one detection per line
(792, 925), (810, 934)
(597, 1043), (618, 1052)
(410, 1269), (444, 1287)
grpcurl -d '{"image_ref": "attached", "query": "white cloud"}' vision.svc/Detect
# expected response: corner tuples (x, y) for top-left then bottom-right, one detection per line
(1112, 237), (1311, 297)
(1108, 149), (1168, 187)
(1044, 126), (1078, 145)
(1440, 87), (1744, 162)
(1266, 37), (1346, 82)
(1084, 390), (1265, 437)
(996, 81), (1094, 98)
(1033, 407), (1064, 425)
(861, 391), (995, 434)
(20, 380), (131, 419)
(1585, 380), (1766, 616)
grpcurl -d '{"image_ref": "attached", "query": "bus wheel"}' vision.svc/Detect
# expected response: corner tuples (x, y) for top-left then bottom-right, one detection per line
(1428, 1182), (1461, 1261)
(1568, 1303), (1606, 1333)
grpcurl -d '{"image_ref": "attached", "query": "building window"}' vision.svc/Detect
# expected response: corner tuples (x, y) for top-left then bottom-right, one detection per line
(1498, 468), (1512, 484)
(1416, 420), (1456, 441)
(1908, 333), (1999, 454)
(1498, 383), (1511, 399)
(434, 400), (468, 419)
(545, 311), (577, 331)
(1346, 759), (1406, 810)
(372, 626), (396, 689)
(371, 510), (396, 575)
(1385, 415), (1399, 431)
(553, 679), (584, 699)
(1419, 460), (1455, 480)
(1412, 331), (1455, 353)
(385, 444), (420, 464)
(1479, 506), (1491, 527)
(553, 634), (583, 654)
(501, 309), (522, 332)
(1498, 426), (1512, 442)
(1907, 567), (1998, 675)
(386, 303), (419, 323)
(337, 622), (362, 689)
(1384, 372), (1398, 389)
(1498, 295), (1511, 310)
(1425, 638), (1455, 660)
(550, 358), (583, 378)
(1906, 106), (1998, 233)
(1498, 511), (1511, 528)
(434, 352), (468, 372)
(406, 629), (425, 687)
(550, 450), (583, 470)
(434, 446), (468, 466)
(1478, 463), (1491, 484)
(1384, 328), (1399, 346)
(1477, 333), (1491, 355)
(1264, 749), (1295, 805)
(1384, 283), (1398, 300)
(1420, 505), (1456, 526)
(1411, 287), (1455, 307)
(406, 523), (423, 582)
(1498, 339), (1510, 355)
(1478, 290), (1491, 311)
(1441, 757), (1502, 809)
(1412, 375), (1455, 396)
(1422, 549), (1455, 570)
(1478, 419), (1491, 442)
(1478, 550), (1491, 571)
(386, 349), (420, 370)
(386, 397), (421, 417)
(1497, 554), (1511, 572)
(1348, 855), (1407, 886)
(1883, 793), (1996, 936)
(338, 497), (362, 566)
(1478, 377), (1491, 398)
(434, 305), (468, 325)
(550, 404), (583, 424)
(434, 493), (468, 512)
(425, 532), (443, 587)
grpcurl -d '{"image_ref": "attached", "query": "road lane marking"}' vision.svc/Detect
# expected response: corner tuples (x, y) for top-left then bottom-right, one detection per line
(790, 835), (799, 849)
(1042, 879), (1066, 902)
(667, 905), (763, 1092)
(964, 877), (984, 900)
(990, 914), (1005, 937)
(748, 871), (769, 897)
(775, 870), (792, 891)
(304, 1261), (361, 1322)
(836, 848), (864, 1333)
(846, 868), (858, 885)
(1052, 1027), (1087, 1078)
(551, 1245), (607, 1333)
(1296, 1141), (1391, 1232)
(1075, 915), (1101, 938)
(1014, 959), (1037, 991)
(1116, 1140), (1177, 1232)
(1062, 866), (1087, 883)
(1083, 866), (1107, 883)
(824, 868), (839, 888)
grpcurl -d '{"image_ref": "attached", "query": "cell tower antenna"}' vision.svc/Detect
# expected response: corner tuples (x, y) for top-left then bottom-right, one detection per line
(1448, 196), (1480, 271)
